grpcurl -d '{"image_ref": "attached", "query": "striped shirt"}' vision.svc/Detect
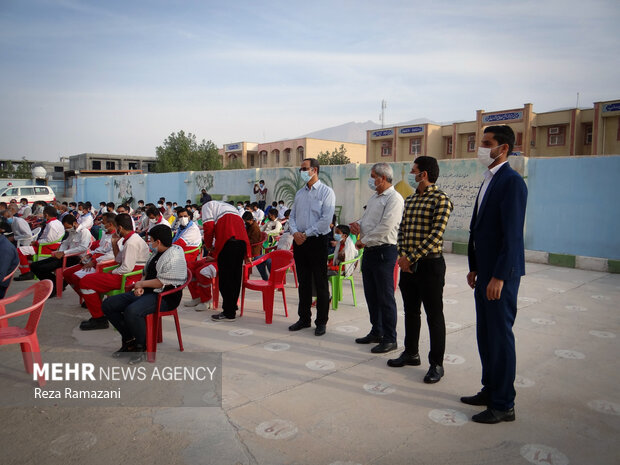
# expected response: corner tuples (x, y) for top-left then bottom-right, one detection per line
(289, 180), (335, 237)
(144, 244), (187, 290)
(398, 184), (453, 264)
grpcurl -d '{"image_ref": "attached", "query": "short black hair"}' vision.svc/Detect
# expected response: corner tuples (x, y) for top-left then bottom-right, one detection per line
(242, 212), (254, 221)
(69, 202), (77, 207)
(413, 156), (440, 183)
(146, 206), (160, 217)
(43, 206), (57, 218)
(62, 214), (77, 226)
(484, 125), (515, 154)
(102, 212), (117, 225)
(115, 213), (133, 232)
(166, 201), (172, 207)
(176, 206), (190, 216)
(150, 224), (172, 247)
(303, 157), (320, 174)
(99, 201), (106, 206)
(335, 224), (350, 236)
(284, 209), (291, 218)
(138, 199), (144, 204)
(272, 201), (277, 207)
(260, 179), (265, 183)
(268, 209), (278, 218)
(84, 201), (92, 209)
(106, 202), (115, 209)
(20, 198), (28, 203)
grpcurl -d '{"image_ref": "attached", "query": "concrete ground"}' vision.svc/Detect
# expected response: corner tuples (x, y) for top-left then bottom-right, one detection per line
(0, 253), (618, 465)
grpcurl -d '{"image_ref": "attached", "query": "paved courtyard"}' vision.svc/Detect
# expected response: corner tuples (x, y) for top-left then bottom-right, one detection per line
(0, 253), (618, 465)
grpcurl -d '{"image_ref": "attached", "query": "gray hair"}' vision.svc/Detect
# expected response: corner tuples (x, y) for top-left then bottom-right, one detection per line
(371, 163), (393, 183)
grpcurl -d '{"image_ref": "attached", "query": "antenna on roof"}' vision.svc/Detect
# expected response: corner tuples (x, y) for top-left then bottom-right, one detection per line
(379, 100), (387, 128)
(576, 92), (580, 109)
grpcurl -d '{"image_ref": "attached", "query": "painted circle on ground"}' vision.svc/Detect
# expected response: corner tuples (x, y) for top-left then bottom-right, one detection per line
(363, 381), (396, 395)
(445, 321), (463, 330)
(428, 408), (468, 426)
(547, 287), (566, 293)
(591, 294), (611, 301)
(518, 297), (539, 304)
(305, 360), (336, 371)
(255, 419), (298, 440)
(565, 305), (587, 312)
(520, 444), (569, 465)
(555, 349), (585, 360)
(531, 318), (556, 325)
(228, 328), (254, 337)
(587, 400), (620, 416)
(443, 298), (458, 305)
(50, 432), (97, 456)
(515, 375), (535, 387)
(588, 330), (616, 338)
(335, 325), (360, 333)
(264, 342), (291, 351)
(443, 354), (465, 364)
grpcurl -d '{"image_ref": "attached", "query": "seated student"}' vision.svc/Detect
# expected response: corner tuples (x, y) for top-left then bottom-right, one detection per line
(17, 198), (32, 218)
(0, 234), (19, 299)
(277, 200), (287, 220)
(264, 201), (277, 218)
(251, 202), (264, 223)
(116, 204), (135, 230)
(78, 213), (150, 331)
(3, 206), (32, 245)
(260, 208), (282, 236)
(68, 202), (78, 217)
(243, 211), (263, 257)
(191, 204), (201, 222)
(328, 224), (357, 277)
(327, 214), (337, 256)
(172, 207), (202, 262)
(146, 205), (170, 238)
(63, 212), (118, 298)
(30, 214), (93, 297)
(97, 201), (107, 216)
(76, 201), (94, 232)
(255, 217), (294, 281)
(185, 258), (217, 311)
(163, 201), (174, 221)
(15, 205), (65, 281)
(102, 224), (188, 365)
(236, 201), (244, 215)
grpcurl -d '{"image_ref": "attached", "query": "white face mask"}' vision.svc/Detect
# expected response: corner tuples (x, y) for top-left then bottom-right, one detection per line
(150, 218), (158, 224)
(179, 217), (189, 226)
(368, 176), (377, 191)
(477, 145), (503, 168)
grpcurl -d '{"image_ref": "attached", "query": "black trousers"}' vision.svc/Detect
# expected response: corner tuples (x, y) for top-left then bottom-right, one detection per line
(217, 239), (247, 318)
(30, 255), (81, 294)
(293, 235), (329, 326)
(399, 256), (446, 367)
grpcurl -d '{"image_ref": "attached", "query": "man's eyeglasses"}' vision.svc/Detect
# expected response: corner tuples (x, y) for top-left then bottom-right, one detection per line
(299, 167), (312, 172)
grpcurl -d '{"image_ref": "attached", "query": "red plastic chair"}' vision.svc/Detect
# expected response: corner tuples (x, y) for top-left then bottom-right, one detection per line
(145, 270), (192, 362)
(0, 280), (53, 386)
(240, 250), (293, 324)
(55, 252), (84, 298)
(2, 264), (18, 285)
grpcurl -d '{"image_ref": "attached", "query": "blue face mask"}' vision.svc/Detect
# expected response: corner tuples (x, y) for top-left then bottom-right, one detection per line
(407, 173), (419, 189)
(149, 243), (158, 253)
(333, 233), (342, 242)
(368, 176), (377, 191)
(7, 217), (14, 224)
(300, 170), (312, 183)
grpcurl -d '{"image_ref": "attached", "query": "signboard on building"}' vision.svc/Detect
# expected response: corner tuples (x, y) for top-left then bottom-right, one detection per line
(225, 143), (242, 151)
(371, 129), (394, 139)
(398, 126), (424, 135)
(601, 102), (620, 115)
(482, 111), (523, 123)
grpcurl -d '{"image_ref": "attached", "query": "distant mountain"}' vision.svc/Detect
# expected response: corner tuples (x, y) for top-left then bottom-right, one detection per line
(298, 118), (438, 145)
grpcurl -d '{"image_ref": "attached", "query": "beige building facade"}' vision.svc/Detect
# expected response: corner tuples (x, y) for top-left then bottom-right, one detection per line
(367, 99), (620, 163)
(219, 138), (366, 168)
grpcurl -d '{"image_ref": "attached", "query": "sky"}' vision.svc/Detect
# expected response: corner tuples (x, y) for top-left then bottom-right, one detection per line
(1, 0), (619, 161)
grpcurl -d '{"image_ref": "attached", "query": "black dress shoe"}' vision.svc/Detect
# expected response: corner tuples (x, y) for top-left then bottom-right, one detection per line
(15, 272), (34, 281)
(355, 334), (383, 344)
(112, 339), (137, 358)
(423, 365), (444, 384)
(370, 342), (398, 354)
(314, 325), (326, 336)
(387, 351), (421, 367)
(127, 346), (147, 365)
(79, 317), (109, 331)
(472, 407), (515, 424)
(211, 312), (236, 321)
(288, 320), (311, 331)
(460, 391), (490, 406)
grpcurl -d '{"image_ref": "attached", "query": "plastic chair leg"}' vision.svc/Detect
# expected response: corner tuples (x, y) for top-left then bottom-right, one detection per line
(280, 287), (288, 317)
(262, 289), (275, 324)
(240, 285), (246, 316)
(349, 277), (357, 307)
(173, 312), (184, 351)
(56, 270), (64, 298)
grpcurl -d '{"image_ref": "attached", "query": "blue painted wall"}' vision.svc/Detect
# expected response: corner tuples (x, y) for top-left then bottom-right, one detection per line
(525, 156), (620, 260)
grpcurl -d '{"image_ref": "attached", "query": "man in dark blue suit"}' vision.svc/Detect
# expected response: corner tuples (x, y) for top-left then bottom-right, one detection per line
(462, 125), (528, 424)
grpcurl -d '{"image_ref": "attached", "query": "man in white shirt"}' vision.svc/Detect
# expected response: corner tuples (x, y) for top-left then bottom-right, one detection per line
(76, 201), (94, 232)
(350, 163), (404, 354)
(146, 205), (171, 238)
(15, 205), (66, 281)
(30, 214), (92, 297)
(17, 198), (32, 218)
(3, 206), (32, 245)
(251, 203), (265, 223)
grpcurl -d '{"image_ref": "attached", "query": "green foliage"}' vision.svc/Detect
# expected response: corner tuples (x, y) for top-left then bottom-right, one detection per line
(155, 131), (222, 173)
(273, 168), (334, 206)
(226, 158), (245, 170)
(316, 144), (350, 165)
(0, 158), (32, 179)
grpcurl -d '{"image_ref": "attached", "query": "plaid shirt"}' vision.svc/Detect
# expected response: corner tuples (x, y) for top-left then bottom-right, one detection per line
(398, 184), (453, 264)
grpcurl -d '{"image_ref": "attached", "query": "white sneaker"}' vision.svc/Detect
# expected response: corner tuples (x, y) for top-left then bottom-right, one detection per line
(184, 298), (201, 308)
(195, 299), (212, 312)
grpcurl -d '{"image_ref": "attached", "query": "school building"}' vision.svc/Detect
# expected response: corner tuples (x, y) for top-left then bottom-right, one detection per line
(366, 98), (620, 163)
(219, 138), (366, 168)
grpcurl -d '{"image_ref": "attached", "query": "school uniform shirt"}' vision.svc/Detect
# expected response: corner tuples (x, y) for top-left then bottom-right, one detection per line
(76, 212), (94, 232)
(58, 228), (93, 256)
(201, 200), (251, 259)
(172, 221), (202, 248)
(147, 214), (171, 232)
(333, 236), (358, 277)
(10, 216), (32, 242)
(91, 231), (118, 263)
(113, 232), (149, 275)
(260, 219), (282, 235)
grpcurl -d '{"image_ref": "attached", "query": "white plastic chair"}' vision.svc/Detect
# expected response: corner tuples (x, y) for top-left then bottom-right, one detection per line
(15, 227), (40, 247)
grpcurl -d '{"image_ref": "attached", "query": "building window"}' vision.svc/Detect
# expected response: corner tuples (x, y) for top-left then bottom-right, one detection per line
(106, 161), (116, 170)
(250, 154), (255, 167)
(445, 137), (452, 155)
(617, 119), (620, 141)
(147, 163), (155, 172)
(409, 138), (422, 155)
(467, 135), (476, 152)
(297, 146), (304, 163)
(259, 151), (268, 165)
(92, 160), (101, 170)
(54, 166), (64, 172)
(128, 162), (138, 170)
(273, 149), (280, 164)
(515, 132), (523, 147)
(547, 126), (566, 146)
(584, 125), (593, 145)
(284, 148), (291, 163)
(381, 142), (392, 157)
(531, 128), (537, 146)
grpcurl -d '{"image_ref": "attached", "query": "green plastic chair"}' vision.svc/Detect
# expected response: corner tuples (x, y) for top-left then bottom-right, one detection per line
(329, 248), (363, 310)
(32, 237), (63, 262)
(102, 264), (144, 297)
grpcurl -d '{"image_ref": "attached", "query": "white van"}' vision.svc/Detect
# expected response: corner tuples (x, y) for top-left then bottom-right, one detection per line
(0, 185), (56, 205)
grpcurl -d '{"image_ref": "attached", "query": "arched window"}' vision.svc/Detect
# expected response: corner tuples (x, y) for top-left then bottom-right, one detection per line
(272, 149), (280, 165)
(259, 150), (268, 166)
(297, 146), (304, 164)
(284, 148), (291, 163)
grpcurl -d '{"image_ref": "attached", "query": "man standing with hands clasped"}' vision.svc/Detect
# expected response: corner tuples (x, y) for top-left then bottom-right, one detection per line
(288, 158), (335, 336)
(388, 156), (453, 384)
(350, 163), (404, 354)
(462, 125), (527, 424)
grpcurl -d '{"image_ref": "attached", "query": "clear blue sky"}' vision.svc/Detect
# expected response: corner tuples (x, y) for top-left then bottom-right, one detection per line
(1, 0), (619, 161)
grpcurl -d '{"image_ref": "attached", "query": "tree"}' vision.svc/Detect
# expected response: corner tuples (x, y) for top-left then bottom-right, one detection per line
(155, 130), (222, 172)
(14, 158), (33, 179)
(316, 144), (350, 165)
(226, 158), (245, 170)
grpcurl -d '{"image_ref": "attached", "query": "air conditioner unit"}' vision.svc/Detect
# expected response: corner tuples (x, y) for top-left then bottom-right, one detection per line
(549, 127), (560, 134)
